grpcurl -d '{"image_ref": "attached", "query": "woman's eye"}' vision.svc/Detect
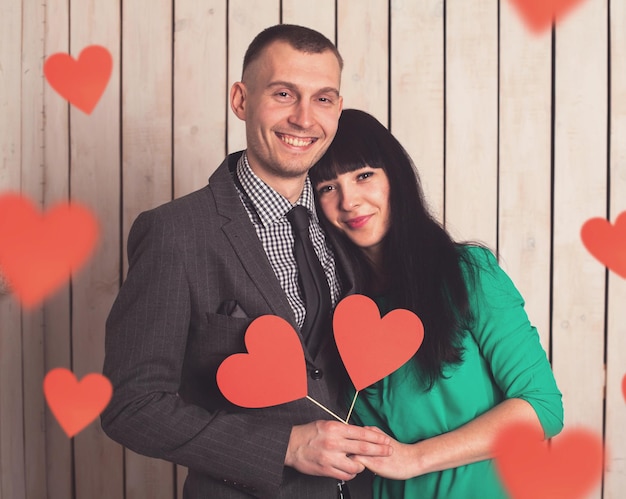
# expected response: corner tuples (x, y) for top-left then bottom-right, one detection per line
(317, 185), (334, 194)
(357, 171), (374, 180)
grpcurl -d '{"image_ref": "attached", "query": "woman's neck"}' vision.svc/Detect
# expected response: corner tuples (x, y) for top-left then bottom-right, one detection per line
(364, 252), (389, 296)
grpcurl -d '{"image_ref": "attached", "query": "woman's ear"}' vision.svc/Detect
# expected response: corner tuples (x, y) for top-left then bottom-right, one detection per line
(230, 82), (247, 121)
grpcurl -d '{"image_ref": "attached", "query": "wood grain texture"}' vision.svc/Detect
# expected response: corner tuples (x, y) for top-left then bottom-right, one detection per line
(390, 0), (445, 221)
(226, 0), (280, 154)
(122, 1), (175, 497)
(337, 0), (388, 126)
(445, 0), (498, 248)
(604, 0), (626, 496)
(42, 0), (74, 496)
(174, 1), (227, 195)
(499, 1), (553, 351)
(69, 0), (123, 497)
(20, 1), (47, 497)
(0, 1), (26, 498)
(552, 2), (608, 496)
(282, 0), (335, 42)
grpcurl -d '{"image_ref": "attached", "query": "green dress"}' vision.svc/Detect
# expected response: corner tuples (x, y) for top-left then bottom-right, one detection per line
(349, 246), (563, 499)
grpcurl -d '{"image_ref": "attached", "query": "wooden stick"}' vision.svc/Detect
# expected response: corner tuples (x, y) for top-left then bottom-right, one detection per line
(306, 396), (346, 423)
(345, 390), (359, 424)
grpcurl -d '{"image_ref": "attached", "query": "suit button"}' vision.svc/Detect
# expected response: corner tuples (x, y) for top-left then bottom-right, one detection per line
(310, 369), (323, 380)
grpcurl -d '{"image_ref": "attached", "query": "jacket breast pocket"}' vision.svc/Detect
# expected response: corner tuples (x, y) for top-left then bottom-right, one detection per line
(182, 313), (254, 411)
(204, 312), (252, 356)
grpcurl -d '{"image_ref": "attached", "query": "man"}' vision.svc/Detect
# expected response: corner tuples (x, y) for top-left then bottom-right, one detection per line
(101, 24), (391, 498)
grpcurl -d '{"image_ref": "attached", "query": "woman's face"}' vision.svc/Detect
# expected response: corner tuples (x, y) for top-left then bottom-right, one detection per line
(315, 166), (391, 263)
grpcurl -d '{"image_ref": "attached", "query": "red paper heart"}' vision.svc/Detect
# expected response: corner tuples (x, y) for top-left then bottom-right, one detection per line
(508, 0), (587, 33)
(581, 211), (626, 279)
(216, 315), (307, 408)
(333, 294), (424, 391)
(493, 422), (604, 499)
(44, 368), (112, 438)
(0, 193), (99, 308)
(44, 45), (112, 114)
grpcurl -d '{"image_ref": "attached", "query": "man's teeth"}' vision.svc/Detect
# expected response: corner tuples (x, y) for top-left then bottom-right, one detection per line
(280, 135), (313, 147)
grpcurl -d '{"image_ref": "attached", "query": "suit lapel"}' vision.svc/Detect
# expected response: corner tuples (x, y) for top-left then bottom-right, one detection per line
(209, 154), (298, 329)
(209, 153), (359, 367)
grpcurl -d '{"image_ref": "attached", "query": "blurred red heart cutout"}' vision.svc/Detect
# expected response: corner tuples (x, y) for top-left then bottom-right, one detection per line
(333, 294), (424, 391)
(44, 368), (112, 438)
(44, 45), (112, 114)
(493, 421), (604, 499)
(216, 315), (307, 408)
(581, 211), (626, 279)
(0, 193), (99, 308)
(508, 0), (588, 34)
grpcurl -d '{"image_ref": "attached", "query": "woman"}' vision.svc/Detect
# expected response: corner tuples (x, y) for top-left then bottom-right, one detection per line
(310, 109), (563, 498)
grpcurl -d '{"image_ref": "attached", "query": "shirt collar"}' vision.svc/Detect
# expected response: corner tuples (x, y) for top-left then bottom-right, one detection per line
(236, 151), (319, 226)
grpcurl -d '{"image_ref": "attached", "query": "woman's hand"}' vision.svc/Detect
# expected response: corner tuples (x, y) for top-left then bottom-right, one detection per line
(351, 398), (544, 481)
(350, 427), (424, 480)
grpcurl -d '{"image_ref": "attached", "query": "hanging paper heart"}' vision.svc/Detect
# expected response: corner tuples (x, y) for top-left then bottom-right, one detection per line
(493, 421), (604, 499)
(44, 368), (113, 438)
(581, 210), (626, 279)
(0, 193), (99, 308)
(508, 0), (588, 34)
(216, 315), (307, 408)
(44, 45), (113, 114)
(333, 294), (424, 391)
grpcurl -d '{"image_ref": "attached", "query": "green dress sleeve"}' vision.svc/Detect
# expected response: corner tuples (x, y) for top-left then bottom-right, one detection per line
(462, 246), (564, 438)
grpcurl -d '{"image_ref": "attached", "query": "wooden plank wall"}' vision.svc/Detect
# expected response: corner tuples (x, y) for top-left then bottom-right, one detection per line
(0, 0), (624, 497)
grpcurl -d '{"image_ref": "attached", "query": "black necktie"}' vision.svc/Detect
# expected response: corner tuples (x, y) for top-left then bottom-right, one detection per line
(287, 205), (332, 358)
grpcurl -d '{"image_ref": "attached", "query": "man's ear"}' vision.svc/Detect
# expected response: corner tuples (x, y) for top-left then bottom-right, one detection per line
(230, 82), (247, 121)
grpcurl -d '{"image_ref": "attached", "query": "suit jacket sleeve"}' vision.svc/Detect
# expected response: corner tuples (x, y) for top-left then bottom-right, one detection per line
(101, 206), (291, 498)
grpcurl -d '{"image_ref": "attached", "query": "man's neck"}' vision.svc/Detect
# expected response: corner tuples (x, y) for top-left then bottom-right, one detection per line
(247, 162), (307, 203)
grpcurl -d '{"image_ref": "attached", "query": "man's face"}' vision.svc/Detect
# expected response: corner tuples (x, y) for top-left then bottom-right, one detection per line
(231, 41), (343, 185)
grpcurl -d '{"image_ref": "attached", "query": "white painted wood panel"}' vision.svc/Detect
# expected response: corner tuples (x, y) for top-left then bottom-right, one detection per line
(445, 0), (498, 248)
(552, 2), (608, 497)
(499, 0), (553, 351)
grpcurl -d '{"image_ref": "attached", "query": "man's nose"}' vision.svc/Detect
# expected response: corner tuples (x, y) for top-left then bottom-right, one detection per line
(289, 100), (313, 129)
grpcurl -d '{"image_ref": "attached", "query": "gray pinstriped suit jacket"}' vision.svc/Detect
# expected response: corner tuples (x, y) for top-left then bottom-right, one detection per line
(101, 152), (373, 498)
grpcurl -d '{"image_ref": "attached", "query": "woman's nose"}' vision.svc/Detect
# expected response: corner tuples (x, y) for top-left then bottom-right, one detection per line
(339, 187), (360, 211)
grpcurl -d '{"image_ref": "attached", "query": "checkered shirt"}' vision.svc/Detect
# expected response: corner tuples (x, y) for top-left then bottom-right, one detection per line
(234, 152), (341, 329)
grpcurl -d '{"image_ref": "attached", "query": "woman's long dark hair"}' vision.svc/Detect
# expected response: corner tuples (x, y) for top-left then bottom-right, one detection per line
(311, 109), (474, 387)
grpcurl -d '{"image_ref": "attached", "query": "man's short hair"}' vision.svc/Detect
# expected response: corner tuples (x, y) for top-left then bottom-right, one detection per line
(242, 24), (343, 79)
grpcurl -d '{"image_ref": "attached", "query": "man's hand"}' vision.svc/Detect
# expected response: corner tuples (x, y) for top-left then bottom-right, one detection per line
(285, 420), (393, 481)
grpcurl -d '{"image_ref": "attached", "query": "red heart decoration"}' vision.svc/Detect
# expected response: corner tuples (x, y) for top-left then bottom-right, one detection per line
(44, 368), (113, 438)
(216, 315), (307, 408)
(493, 422), (604, 499)
(508, 0), (587, 34)
(44, 45), (112, 114)
(0, 193), (99, 308)
(581, 211), (626, 279)
(333, 294), (424, 391)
